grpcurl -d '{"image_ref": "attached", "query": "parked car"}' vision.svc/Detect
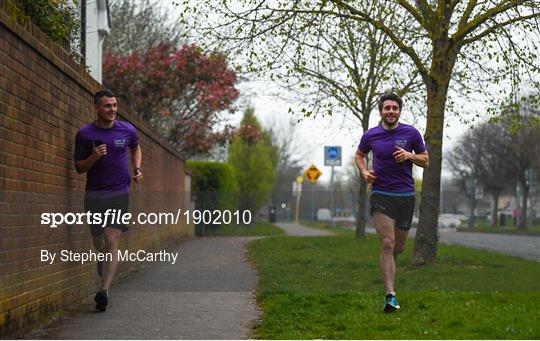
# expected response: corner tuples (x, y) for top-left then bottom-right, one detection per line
(438, 213), (464, 229)
(317, 208), (331, 221)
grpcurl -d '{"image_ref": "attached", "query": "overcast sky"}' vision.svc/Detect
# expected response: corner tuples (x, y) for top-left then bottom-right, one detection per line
(162, 1), (495, 184)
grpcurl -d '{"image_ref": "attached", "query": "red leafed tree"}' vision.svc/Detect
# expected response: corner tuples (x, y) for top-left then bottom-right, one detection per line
(103, 42), (239, 158)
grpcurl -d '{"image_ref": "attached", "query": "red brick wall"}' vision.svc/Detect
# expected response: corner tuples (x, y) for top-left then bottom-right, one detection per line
(0, 5), (194, 334)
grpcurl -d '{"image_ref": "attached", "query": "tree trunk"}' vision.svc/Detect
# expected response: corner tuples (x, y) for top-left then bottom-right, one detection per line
(412, 80), (449, 265)
(490, 191), (500, 228)
(355, 110), (371, 238)
(355, 180), (367, 238)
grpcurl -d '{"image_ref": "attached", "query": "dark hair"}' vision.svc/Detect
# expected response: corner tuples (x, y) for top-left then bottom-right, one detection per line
(377, 92), (403, 111)
(94, 90), (115, 105)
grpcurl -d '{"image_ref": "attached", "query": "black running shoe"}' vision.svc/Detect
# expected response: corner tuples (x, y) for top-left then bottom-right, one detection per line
(383, 294), (400, 313)
(94, 290), (108, 312)
(97, 260), (103, 277)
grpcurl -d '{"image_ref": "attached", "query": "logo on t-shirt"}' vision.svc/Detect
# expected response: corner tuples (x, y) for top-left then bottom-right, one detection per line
(395, 139), (407, 148)
(114, 139), (127, 148)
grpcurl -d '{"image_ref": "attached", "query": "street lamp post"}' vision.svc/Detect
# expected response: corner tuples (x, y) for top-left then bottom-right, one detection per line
(525, 169), (535, 228)
(465, 178), (476, 229)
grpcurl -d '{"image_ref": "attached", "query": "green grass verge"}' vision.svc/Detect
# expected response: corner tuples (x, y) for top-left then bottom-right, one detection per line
(459, 217), (540, 235)
(212, 221), (286, 236)
(248, 234), (540, 339)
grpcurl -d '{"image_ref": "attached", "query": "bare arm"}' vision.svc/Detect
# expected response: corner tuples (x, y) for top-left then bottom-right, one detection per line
(74, 144), (107, 173)
(355, 148), (368, 172)
(131, 145), (143, 183)
(410, 151), (429, 168)
(393, 148), (429, 168)
(355, 149), (377, 183)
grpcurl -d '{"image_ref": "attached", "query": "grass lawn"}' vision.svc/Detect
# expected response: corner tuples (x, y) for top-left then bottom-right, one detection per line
(459, 217), (540, 235)
(212, 221), (286, 236)
(248, 234), (540, 339)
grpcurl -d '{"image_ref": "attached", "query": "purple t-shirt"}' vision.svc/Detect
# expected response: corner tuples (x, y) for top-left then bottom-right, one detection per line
(74, 121), (139, 198)
(358, 123), (426, 193)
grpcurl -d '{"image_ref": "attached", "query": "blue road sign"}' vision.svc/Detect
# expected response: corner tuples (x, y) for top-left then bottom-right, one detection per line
(324, 146), (342, 166)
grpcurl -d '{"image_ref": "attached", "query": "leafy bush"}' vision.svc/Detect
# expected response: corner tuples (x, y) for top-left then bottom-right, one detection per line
(7, 0), (79, 46)
(186, 161), (237, 211)
(228, 107), (277, 215)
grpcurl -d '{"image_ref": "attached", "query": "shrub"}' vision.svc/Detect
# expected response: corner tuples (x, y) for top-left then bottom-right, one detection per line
(7, 0), (79, 47)
(186, 161), (237, 212)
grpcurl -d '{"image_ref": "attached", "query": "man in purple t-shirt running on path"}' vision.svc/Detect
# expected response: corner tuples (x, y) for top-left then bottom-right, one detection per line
(355, 92), (429, 313)
(74, 90), (143, 311)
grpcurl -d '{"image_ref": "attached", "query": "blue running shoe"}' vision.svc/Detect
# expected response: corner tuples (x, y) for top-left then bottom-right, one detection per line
(384, 294), (400, 312)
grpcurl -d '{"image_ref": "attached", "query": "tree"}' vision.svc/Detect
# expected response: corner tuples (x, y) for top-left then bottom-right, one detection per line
(449, 96), (540, 229)
(344, 158), (363, 220)
(326, 0), (540, 264)
(103, 43), (240, 158)
(104, 0), (184, 55)
(497, 99), (540, 228)
(182, 0), (540, 264)
(184, 1), (424, 238)
(228, 107), (278, 217)
(447, 123), (515, 227)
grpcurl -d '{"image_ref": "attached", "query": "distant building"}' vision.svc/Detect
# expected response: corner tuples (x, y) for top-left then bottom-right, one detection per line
(77, 0), (111, 82)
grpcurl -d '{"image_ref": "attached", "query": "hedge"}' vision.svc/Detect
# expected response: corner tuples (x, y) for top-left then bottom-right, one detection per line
(186, 161), (237, 212)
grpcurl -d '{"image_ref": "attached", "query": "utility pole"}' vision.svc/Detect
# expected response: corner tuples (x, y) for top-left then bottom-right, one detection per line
(466, 178), (476, 229)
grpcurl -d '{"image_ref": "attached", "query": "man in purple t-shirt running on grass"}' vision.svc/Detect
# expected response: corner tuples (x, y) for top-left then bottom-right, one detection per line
(74, 90), (143, 311)
(355, 92), (429, 313)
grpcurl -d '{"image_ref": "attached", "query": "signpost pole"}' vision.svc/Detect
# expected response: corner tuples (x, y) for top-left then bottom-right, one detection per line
(311, 182), (315, 221)
(330, 165), (335, 227)
(295, 189), (301, 224)
(324, 146), (341, 228)
(304, 164), (322, 221)
(294, 176), (303, 224)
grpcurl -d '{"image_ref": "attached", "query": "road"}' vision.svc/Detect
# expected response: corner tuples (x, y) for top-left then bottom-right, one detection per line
(366, 227), (540, 261)
(276, 222), (539, 261)
(437, 229), (540, 261)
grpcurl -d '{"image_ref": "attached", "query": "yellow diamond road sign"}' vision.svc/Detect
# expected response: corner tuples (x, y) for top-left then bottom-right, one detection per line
(304, 164), (322, 184)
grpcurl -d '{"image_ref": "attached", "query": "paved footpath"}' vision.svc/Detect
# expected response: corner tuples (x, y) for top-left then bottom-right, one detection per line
(46, 237), (260, 339)
(275, 222), (333, 236)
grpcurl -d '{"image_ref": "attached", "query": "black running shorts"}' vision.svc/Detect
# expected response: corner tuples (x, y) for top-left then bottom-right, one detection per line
(84, 194), (130, 237)
(369, 192), (415, 231)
